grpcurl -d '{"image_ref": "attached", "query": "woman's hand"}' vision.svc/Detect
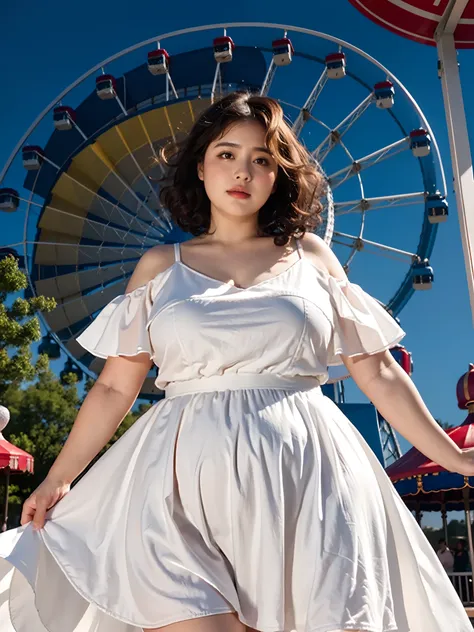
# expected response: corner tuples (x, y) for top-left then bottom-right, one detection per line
(20, 476), (70, 530)
(450, 448), (474, 476)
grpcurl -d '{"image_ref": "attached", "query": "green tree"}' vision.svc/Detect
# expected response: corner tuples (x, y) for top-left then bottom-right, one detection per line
(0, 255), (56, 397)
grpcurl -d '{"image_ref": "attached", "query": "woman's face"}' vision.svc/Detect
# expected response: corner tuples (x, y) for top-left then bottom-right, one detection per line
(197, 119), (279, 222)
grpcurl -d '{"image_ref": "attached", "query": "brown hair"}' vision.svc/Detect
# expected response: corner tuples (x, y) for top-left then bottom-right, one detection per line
(158, 91), (326, 246)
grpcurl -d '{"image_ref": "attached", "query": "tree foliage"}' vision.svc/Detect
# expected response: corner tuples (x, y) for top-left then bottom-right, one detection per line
(0, 255), (56, 397)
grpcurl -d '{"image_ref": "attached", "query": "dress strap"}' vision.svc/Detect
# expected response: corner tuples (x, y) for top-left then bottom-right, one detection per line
(295, 237), (304, 259)
(173, 242), (181, 262)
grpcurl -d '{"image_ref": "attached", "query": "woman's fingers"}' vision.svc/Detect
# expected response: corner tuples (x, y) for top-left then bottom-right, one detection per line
(20, 496), (36, 526)
(20, 481), (69, 529)
(32, 496), (49, 530)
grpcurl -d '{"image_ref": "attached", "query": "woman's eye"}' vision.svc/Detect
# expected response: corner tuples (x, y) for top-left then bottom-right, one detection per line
(217, 152), (269, 165)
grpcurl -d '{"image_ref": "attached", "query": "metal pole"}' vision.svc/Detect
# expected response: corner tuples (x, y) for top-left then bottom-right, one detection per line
(463, 487), (474, 578)
(436, 32), (474, 325)
(415, 501), (423, 526)
(2, 469), (10, 532)
(442, 502), (449, 542)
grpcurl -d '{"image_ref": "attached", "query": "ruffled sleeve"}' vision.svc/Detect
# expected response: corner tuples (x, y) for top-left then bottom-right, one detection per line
(327, 275), (405, 366)
(76, 281), (154, 360)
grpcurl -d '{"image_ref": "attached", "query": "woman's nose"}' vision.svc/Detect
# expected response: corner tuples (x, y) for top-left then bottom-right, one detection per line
(234, 166), (251, 181)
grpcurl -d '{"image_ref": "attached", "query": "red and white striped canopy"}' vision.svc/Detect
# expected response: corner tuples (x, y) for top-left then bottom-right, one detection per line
(0, 435), (34, 473)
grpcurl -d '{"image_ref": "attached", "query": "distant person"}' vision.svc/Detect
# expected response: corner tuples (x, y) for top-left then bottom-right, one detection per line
(454, 540), (470, 573)
(437, 539), (454, 572)
(453, 540), (471, 602)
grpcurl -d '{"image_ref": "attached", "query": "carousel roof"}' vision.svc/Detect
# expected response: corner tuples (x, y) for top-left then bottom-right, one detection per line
(386, 418), (474, 482)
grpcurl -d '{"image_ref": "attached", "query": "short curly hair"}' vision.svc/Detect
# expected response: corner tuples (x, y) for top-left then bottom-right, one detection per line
(158, 91), (326, 247)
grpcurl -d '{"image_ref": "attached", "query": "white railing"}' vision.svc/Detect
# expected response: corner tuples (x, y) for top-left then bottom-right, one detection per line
(448, 572), (474, 605)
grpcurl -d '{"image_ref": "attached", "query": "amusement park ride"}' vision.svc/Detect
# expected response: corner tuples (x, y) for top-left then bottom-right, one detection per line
(0, 23), (453, 466)
(349, 0), (474, 322)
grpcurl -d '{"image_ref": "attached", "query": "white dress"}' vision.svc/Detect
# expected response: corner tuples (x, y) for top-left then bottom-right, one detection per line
(0, 240), (471, 632)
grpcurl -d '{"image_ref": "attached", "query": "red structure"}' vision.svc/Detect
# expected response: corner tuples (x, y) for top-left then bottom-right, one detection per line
(387, 363), (474, 484)
(348, 0), (474, 47)
(386, 364), (474, 566)
(386, 414), (474, 483)
(0, 406), (34, 531)
(0, 436), (34, 473)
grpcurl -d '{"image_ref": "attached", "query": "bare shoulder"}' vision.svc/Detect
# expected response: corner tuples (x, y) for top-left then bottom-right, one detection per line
(298, 232), (347, 281)
(126, 243), (176, 293)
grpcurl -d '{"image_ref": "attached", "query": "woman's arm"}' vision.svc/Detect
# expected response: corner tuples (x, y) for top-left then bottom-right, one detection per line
(22, 246), (177, 528)
(47, 245), (173, 485)
(23, 354), (153, 528)
(47, 354), (152, 485)
(342, 350), (464, 473)
(300, 232), (470, 475)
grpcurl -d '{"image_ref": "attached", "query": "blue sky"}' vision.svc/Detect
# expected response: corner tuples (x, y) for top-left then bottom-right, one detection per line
(1, 1), (474, 468)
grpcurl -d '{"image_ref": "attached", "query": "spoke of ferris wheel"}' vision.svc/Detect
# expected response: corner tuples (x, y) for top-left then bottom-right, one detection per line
(149, 103), (184, 231)
(38, 155), (164, 238)
(331, 238), (412, 266)
(312, 93), (374, 164)
(292, 69), (329, 137)
(91, 139), (168, 231)
(277, 98), (332, 133)
(328, 137), (409, 189)
(166, 72), (179, 101)
(333, 231), (416, 260)
(211, 63), (222, 102)
(260, 59), (277, 97)
(21, 240), (148, 262)
(20, 197), (159, 246)
(114, 124), (164, 213)
(128, 166), (173, 232)
(334, 192), (425, 216)
(71, 120), (89, 142)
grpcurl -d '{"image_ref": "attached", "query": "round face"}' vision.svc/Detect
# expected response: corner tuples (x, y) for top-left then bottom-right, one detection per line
(197, 119), (279, 225)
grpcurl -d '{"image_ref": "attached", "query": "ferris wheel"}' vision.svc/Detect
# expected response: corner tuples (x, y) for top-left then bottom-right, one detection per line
(0, 22), (447, 410)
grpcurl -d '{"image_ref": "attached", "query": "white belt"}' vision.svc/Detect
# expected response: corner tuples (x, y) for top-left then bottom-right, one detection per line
(164, 373), (322, 398)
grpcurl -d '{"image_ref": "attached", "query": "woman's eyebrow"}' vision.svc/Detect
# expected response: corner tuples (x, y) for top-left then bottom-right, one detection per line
(213, 141), (272, 155)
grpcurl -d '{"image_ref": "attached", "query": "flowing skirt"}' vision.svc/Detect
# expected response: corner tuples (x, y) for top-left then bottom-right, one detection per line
(0, 380), (470, 632)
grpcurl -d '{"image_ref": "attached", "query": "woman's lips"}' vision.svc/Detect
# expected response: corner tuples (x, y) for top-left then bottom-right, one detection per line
(227, 191), (251, 199)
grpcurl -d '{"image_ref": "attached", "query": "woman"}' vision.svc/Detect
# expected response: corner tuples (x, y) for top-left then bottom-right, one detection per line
(0, 91), (473, 632)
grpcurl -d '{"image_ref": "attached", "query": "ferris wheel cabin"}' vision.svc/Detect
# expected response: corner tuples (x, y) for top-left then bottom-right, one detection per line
(53, 106), (76, 131)
(390, 344), (414, 376)
(325, 53), (347, 79)
(272, 38), (294, 66)
(374, 81), (395, 109)
(410, 128), (431, 158)
(147, 49), (170, 75)
(213, 36), (235, 63)
(0, 188), (19, 212)
(96, 74), (117, 100)
(22, 146), (44, 171)
(426, 193), (449, 224)
(412, 259), (434, 290)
